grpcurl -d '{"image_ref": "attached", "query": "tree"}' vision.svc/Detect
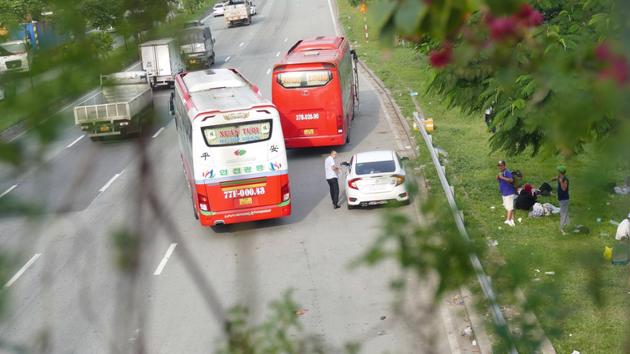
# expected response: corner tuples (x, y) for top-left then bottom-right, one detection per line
(368, 0), (629, 159)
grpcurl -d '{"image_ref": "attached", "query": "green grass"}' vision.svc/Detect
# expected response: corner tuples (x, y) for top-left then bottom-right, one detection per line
(338, 2), (630, 353)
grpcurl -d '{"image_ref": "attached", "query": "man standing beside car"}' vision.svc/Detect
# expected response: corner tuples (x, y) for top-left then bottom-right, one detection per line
(325, 150), (341, 209)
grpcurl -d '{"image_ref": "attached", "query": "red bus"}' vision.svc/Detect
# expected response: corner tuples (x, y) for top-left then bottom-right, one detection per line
(170, 68), (291, 226)
(272, 36), (359, 148)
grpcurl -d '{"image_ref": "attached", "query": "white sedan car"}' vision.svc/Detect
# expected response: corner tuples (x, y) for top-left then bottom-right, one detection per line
(212, 3), (225, 16)
(343, 150), (410, 209)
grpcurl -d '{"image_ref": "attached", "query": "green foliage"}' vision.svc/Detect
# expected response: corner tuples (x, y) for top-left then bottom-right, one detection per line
(217, 291), (339, 354)
(365, 0), (630, 160)
(112, 229), (140, 273)
(357, 200), (480, 298)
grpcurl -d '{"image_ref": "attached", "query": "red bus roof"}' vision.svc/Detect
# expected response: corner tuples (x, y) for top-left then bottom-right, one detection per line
(275, 36), (347, 68)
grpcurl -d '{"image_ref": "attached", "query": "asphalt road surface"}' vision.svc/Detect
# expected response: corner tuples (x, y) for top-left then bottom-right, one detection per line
(0, 0), (453, 353)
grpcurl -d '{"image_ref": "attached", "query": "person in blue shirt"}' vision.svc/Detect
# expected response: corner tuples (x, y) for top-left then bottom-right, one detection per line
(552, 165), (570, 234)
(496, 160), (516, 227)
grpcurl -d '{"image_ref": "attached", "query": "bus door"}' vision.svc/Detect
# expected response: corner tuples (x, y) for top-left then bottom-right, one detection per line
(273, 67), (342, 146)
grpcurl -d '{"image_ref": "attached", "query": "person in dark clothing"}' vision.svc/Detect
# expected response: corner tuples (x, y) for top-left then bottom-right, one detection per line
(324, 150), (341, 209)
(551, 165), (570, 234)
(514, 183), (537, 211)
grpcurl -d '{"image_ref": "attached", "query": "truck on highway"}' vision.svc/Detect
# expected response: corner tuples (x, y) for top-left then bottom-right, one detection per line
(179, 24), (215, 69)
(0, 40), (29, 74)
(139, 38), (185, 88)
(74, 71), (153, 141)
(224, 0), (252, 27)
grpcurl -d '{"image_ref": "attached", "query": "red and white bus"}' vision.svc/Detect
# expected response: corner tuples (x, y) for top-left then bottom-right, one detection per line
(170, 68), (291, 226)
(272, 36), (359, 148)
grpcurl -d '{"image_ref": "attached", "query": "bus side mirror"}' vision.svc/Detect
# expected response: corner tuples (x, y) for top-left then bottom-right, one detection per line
(169, 92), (175, 116)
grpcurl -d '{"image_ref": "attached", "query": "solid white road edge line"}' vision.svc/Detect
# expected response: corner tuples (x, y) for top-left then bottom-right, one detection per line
(225, 56), (231, 62)
(152, 127), (165, 139)
(99, 171), (124, 193)
(154, 243), (177, 275)
(0, 184), (18, 199)
(5, 253), (42, 288)
(66, 134), (85, 148)
(327, 0), (340, 36)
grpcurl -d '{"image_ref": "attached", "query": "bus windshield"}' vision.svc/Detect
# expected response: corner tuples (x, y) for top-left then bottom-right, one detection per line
(202, 120), (272, 147)
(277, 70), (332, 88)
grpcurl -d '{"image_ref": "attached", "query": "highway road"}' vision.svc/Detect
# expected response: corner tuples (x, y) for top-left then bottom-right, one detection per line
(0, 0), (453, 353)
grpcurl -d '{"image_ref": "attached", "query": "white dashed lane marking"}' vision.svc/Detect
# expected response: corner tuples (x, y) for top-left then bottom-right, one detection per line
(4, 254), (42, 288)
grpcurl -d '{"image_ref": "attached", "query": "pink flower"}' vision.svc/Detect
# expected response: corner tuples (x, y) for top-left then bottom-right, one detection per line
(594, 42), (630, 86)
(429, 43), (453, 68)
(515, 4), (543, 27)
(595, 43), (613, 62)
(487, 17), (518, 40)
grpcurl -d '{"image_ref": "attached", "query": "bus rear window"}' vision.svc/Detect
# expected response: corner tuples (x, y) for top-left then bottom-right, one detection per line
(276, 70), (332, 88)
(202, 120), (272, 146)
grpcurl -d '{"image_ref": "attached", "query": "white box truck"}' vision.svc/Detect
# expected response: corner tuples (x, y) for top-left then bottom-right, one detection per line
(74, 71), (153, 140)
(139, 38), (185, 88)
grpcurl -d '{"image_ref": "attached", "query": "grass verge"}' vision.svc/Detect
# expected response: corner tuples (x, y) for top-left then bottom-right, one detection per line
(338, 2), (630, 353)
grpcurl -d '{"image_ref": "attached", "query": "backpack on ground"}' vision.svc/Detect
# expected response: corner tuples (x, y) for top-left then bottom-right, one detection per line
(539, 182), (552, 196)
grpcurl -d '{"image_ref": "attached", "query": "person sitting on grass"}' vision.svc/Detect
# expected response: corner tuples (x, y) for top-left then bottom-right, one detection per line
(616, 213), (630, 241)
(514, 183), (537, 211)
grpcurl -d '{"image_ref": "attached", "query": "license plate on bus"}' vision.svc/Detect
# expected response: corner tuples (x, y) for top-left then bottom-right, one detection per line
(239, 197), (253, 205)
(303, 129), (315, 135)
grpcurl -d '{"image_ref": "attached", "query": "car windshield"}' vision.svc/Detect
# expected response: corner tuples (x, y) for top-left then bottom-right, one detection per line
(355, 160), (396, 175)
(0, 42), (26, 56)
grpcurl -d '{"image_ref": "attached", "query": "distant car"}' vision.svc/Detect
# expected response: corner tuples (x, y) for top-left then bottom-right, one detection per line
(344, 150), (410, 209)
(212, 3), (225, 16)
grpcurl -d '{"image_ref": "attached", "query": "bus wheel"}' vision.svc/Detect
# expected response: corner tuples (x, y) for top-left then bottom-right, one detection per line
(345, 131), (351, 144)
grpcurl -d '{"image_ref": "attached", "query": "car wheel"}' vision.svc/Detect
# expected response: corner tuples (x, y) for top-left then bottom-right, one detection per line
(347, 203), (357, 210)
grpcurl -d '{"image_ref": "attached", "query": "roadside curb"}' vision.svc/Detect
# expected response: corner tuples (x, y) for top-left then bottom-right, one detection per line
(357, 57), (494, 354)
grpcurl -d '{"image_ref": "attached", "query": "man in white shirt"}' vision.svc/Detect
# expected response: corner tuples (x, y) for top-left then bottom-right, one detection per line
(324, 150), (341, 209)
(616, 213), (630, 241)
